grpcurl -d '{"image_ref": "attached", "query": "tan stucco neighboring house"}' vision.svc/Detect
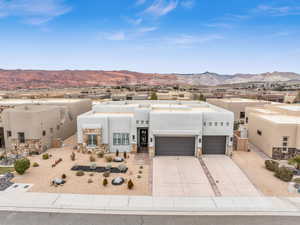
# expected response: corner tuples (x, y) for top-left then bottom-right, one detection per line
(246, 104), (300, 159)
(207, 98), (270, 123)
(0, 99), (91, 156)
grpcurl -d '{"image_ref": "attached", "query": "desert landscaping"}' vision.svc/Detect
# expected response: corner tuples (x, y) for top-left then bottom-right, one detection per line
(11, 135), (151, 196)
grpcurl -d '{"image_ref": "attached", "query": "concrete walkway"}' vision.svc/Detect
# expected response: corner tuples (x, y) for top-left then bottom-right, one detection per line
(0, 192), (300, 216)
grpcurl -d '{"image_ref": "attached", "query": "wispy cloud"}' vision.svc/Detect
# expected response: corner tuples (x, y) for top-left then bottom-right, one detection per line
(137, 26), (158, 33)
(144, 0), (178, 17)
(0, 0), (71, 25)
(205, 22), (234, 29)
(126, 17), (143, 25)
(165, 34), (223, 46)
(254, 4), (300, 16)
(180, 0), (195, 9)
(136, 0), (147, 6)
(100, 31), (126, 41)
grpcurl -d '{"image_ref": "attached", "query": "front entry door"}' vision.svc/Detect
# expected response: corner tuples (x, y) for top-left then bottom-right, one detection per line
(138, 128), (148, 153)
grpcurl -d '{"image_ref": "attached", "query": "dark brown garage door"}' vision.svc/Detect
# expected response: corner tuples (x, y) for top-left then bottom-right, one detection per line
(155, 136), (195, 156)
(202, 136), (226, 154)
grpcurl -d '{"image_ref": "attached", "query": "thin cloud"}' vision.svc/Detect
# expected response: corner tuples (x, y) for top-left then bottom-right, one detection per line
(136, 0), (147, 6)
(100, 31), (126, 41)
(181, 0), (195, 9)
(138, 26), (158, 33)
(126, 17), (143, 25)
(166, 34), (223, 45)
(254, 4), (300, 16)
(144, 0), (178, 17)
(0, 0), (71, 25)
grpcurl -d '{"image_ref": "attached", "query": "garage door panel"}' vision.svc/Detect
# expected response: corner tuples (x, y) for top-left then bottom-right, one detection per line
(202, 136), (226, 154)
(155, 137), (195, 156)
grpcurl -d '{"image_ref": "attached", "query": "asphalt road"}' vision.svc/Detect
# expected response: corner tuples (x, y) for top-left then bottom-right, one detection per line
(0, 211), (299, 225)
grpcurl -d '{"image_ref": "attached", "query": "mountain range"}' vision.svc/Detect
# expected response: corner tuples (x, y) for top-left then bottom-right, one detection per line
(0, 69), (299, 90)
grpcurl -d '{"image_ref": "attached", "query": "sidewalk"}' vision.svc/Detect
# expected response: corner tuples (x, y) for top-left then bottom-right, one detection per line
(0, 192), (300, 215)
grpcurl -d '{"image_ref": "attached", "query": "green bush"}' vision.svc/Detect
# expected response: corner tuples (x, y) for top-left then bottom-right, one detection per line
(42, 153), (49, 160)
(275, 166), (293, 182)
(265, 160), (279, 172)
(103, 178), (108, 186)
(14, 158), (30, 175)
(76, 171), (84, 176)
(293, 178), (300, 184)
(32, 162), (39, 167)
(128, 179), (134, 190)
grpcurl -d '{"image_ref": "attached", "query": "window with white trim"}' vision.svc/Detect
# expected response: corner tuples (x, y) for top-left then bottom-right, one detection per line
(113, 133), (130, 145)
(87, 134), (98, 147)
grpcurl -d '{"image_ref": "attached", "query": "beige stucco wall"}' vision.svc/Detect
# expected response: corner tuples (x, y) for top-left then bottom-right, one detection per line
(2, 99), (92, 151)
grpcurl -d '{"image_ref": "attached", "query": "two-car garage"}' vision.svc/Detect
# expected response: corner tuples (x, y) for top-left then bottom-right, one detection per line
(154, 136), (227, 156)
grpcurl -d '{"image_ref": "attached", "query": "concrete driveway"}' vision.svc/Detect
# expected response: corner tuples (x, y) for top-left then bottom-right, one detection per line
(152, 157), (215, 197)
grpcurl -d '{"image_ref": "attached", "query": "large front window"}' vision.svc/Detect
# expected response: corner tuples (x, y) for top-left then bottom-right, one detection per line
(87, 134), (98, 147)
(113, 133), (130, 145)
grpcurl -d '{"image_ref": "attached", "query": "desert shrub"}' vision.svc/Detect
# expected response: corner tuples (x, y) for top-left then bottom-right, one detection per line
(123, 151), (127, 159)
(103, 178), (108, 186)
(89, 173), (94, 176)
(70, 152), (76, 161)
(265, 160), (279, 172)
(88, 178), (93, 183)
(14, 158), (30, 175)
(128, 179), (134, 190)
(293, 178), (300, 184)
(139, 165), (143, 169)
(118, 164), (127, 172)
(76, 171), (84, 176)
(103, 171), (110, 177)
(105, 156), (113, 162)
(275, 166), (293, 182)
(62, 174), (67, 179)
(137, 175), (141, 179)
(105, 164), (112, 170)
(33, 162), (39, 167)
(42, 153), (49, 160)
(97, 151), (104, 158)
(138, 170), (142, 174)
(89, 155), (96, 162)
(90, 163), (97, 170)
(116, 150), (119, 157)
(73, 146), (77, 150)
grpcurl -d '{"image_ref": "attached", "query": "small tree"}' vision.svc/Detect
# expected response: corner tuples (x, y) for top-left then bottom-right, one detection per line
(103, 178), (108, 186)
(14, 158), (30, 175)
(289, 156), (300, 170)
(116, 149), (119, 157)
(128, 179), (134, 189)
(150, 92), (158, 100)
(70, 152), (76, 161)
(123, 151), (127, 159)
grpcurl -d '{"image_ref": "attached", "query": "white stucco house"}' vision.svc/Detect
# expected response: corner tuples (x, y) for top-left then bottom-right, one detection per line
(77, 100), (234, 157)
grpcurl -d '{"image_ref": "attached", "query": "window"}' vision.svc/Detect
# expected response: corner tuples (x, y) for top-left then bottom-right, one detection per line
(240, 112), (245, 119)
(18, 132), (25, 143)
(257, 130), (262, 136)
(283, 142), (287, 147)
(50, 128), (53, 133)
(214, 122), (218, 126)
(87, 134), (97, 147)
(220, 122), (223, 126)
(226, 122), (230, 126)
(57, 125), (60, 130)
(283, 136), (288, 142)
(203, 122), (206, 126)
(246, 117), (248, 123)
(146, 120), (149, 124)
(42, 130), (46, 136)
(141, 120), (144, 124)
(136, 120), (139, 124)
(113, 133), (130, 145)
(209, 122), (212, 126)
(7, 131), (11, 137)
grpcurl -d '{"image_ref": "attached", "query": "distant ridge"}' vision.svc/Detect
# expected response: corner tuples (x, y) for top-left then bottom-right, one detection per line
(0, 69), (299, 89)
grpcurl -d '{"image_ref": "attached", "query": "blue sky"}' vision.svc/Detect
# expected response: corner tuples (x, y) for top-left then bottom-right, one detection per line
(0, 0), (300, 74)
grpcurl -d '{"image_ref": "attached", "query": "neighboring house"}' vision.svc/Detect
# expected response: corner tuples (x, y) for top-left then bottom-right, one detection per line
(0, 99), (91, 155)
(77, 100), (234, 158)
(246, 104), (300, 159)
(207, 98), (270, 123)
